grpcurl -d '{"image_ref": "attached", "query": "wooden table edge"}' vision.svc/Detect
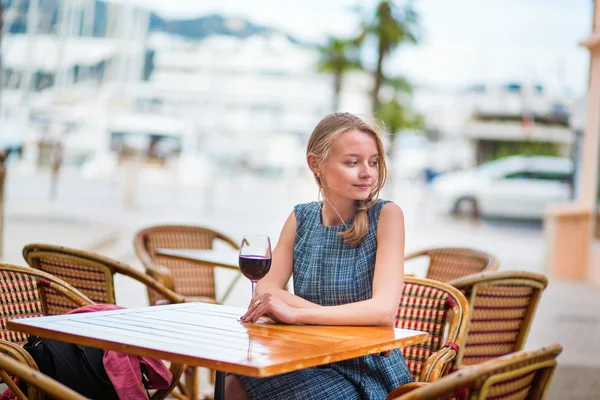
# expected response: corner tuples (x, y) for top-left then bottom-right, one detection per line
(259, 331), (429, 376)
(7, 319), (428, 377)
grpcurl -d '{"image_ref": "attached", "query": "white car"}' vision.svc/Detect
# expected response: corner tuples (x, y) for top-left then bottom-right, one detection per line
(430, 155), (574, 219)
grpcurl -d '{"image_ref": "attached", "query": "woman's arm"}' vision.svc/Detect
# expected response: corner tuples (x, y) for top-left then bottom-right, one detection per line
(254, 211), (320, 309)
(244, 203), (405, 326)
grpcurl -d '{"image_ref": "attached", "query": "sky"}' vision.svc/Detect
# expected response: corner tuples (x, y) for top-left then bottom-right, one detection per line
(112, 0), (593, 97)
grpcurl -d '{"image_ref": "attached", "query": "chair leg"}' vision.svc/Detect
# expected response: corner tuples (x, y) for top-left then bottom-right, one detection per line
(170, 388), (190, 400)
(184, 365), (200, 400)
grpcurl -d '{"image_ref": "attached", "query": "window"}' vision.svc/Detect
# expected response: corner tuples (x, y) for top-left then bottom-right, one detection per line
(530, 171), (573, 183)
(503, 171), (531, 179)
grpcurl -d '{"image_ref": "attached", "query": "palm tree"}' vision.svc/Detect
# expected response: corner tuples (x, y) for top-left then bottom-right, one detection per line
(358, 1), (420, 112)
(377, 74), (423, 156)
(385, 75), (413, 97)
(316, 37), (362, 111)
(377, 95), (424, 196)
(377, 97), (424, 160)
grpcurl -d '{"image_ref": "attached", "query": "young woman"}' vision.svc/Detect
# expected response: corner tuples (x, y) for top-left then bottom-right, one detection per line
(226, 112), (412, 399)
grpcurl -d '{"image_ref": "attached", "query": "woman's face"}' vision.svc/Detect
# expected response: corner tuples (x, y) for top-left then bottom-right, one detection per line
(318, 129), (380, 203)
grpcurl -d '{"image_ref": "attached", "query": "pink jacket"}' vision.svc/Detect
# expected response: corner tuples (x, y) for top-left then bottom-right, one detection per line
(69, 304), (173, 399)
(1, 304), (172, 400)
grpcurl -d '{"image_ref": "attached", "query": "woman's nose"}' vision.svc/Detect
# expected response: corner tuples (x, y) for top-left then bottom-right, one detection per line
(358, 165), (372, 179)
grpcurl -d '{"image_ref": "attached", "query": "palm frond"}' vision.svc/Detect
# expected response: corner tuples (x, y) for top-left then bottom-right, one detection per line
(386, 75), (413, 95)
(315, 36), (363, 74)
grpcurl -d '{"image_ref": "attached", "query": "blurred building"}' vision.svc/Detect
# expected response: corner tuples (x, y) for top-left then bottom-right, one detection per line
(118, 29), (372, 175)
(1, 0), (151, 167)
(459, 82), (574, 166)
(545, 4), (600, 285)
(147, 32), (331, 136)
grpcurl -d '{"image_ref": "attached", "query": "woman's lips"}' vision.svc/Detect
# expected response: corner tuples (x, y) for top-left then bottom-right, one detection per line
(354, 184), (371, 190)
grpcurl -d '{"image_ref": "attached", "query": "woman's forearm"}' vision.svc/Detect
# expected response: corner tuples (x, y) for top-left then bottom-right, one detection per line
(257, 287), (321, 309)
(294, 298), (397, 326)
(255, 284), (399, 326)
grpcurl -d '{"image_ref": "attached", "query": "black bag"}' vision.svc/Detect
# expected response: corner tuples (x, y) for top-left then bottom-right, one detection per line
(23, 334), (120, 400)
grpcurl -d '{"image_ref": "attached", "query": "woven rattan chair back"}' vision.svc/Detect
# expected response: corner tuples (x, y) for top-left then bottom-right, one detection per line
(396, 277), (471, 382)
(134, 225), (240, 305)
(0, 351), (89, 400)
(14, 252), (185, 400)
(387, 343), (562, 400)
(0, 264), (92, 345)
(450, 271), (549, 369)
(22, 244), (185, 313)
(0, 264), (92, 400)
(405, 247), (499, 284)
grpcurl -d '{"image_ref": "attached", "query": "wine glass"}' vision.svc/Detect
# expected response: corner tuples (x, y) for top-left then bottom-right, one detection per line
(239, 235), (272, 299)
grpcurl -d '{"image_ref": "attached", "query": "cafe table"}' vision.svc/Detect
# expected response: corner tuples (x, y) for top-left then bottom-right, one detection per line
(8, 302), (428, 400)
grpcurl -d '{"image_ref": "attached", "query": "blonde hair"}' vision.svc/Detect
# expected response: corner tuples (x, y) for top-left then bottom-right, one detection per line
(307, 112), (388, 246)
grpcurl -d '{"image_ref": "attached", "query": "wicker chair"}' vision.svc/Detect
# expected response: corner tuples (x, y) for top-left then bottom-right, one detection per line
(387, 343), (562, 400)
(0, 262), (183, 400)
(22, 243), (186, 313)
(133, 225), (241, 305)
(133, 225), (242, 399)
(405, 247), (499, 284)
(0, 264), (93, 400)
(396, 277), (471, 383)
(0, 351), (88, 400)
(450, 271), (549, 369)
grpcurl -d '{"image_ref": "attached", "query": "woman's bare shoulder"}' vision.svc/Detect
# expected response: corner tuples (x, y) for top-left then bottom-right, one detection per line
(380, 201), (404, 222)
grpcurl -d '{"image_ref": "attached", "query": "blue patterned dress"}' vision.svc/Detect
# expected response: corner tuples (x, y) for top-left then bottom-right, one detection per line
(237, 199), (413, 400)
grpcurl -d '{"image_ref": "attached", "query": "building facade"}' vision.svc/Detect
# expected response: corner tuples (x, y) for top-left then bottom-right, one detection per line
(546, 2), (600, 284)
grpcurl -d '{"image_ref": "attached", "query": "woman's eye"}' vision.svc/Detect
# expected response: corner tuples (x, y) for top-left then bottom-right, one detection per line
(346, 161), (358, 166)
(369, 161), (379, 167)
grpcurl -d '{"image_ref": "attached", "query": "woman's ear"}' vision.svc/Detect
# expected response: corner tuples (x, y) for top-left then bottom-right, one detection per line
(307, 153), (320, 176)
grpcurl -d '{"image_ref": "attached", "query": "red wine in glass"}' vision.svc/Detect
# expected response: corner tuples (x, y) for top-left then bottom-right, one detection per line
(239, 235), (272, 298)
(239, 256), (272, 281)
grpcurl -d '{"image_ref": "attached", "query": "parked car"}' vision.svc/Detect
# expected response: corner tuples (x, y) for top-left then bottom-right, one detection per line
(430, 155), (573, 219)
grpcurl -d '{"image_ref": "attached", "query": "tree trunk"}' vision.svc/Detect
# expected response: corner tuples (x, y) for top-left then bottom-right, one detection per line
(372, 47), (385, 113)
(386, 130), (397, 199)
(333, 73), (342, 111)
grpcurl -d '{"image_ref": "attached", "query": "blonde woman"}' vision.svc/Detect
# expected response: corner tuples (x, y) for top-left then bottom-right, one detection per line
(227, 112), (412, 399)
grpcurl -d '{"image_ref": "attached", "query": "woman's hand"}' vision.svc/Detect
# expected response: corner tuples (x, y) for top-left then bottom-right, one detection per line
(241, 292), (299, 324)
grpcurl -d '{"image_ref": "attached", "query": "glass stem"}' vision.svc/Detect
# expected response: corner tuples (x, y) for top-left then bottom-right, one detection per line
(251, 281), (256, 299)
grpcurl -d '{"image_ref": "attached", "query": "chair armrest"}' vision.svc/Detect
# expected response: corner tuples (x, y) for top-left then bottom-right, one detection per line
(0, 340), (48, 400)
(0, 340), (39, 370)
(134, 246), (176, 291)
(386, 382), (430, 399)
(119, 262), (185, 304)
(142, 274), (186, 304)
(147, 264), (176, 291)
(37, 276), (94, 308)
(155, 295), (217, 306)
(404, 250), (429, 261)
(421, 345), (458, 382)
(151, 361), (184, 400)
(214, 264), (241, 272)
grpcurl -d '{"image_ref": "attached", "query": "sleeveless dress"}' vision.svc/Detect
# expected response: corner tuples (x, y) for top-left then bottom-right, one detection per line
(237, 199), (413, 400)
